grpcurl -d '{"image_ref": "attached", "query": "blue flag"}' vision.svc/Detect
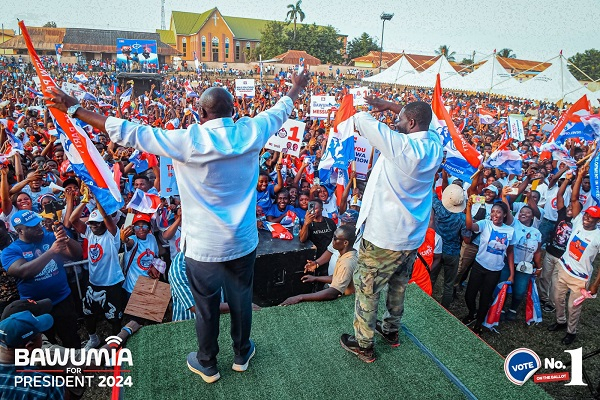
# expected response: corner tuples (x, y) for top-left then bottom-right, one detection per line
(589, 149), (600, 205)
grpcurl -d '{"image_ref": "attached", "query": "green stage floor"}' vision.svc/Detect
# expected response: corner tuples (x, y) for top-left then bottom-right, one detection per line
(125, 284), (551, 400)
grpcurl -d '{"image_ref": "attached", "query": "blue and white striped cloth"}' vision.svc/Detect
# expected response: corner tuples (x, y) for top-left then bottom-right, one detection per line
(168, 252), (196, 322)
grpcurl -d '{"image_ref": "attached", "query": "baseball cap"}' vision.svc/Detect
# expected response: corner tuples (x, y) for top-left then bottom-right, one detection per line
(484, 185), (499, 195)
(0, 311), (53, 348)
(1, 298), (52, 320)
(87, 209), (104, 223)
(133, 213), (152, 224)
(442, 185), (467, 213)
(62, 177), (79, 189)
(11, 210), (42, 228)
(584, 206), (600, 218)
(340, 209), (359, 224)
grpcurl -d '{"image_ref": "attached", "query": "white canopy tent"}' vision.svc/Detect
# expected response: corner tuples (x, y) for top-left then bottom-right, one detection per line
(500, 54), (599, 107)
(363, 54), (417, 85)
(458, 56), (521, 94)
(407, 56), (463, 89)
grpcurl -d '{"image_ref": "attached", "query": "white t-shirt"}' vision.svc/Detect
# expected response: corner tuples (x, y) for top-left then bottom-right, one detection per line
(513, 202), (545, 229)
(535, 182), (548, 208)
(560, 214), (600, 281)
(167, 226), (181, 260)
(579, 189), (597, 211)
(82, 226), (124, 286)
(123, 235), (160, 293)
(475, 220), (515, 271)
(543, 185), (571, 222)
(511, 220), (541, 264)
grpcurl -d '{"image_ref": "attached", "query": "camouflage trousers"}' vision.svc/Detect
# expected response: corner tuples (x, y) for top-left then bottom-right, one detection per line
(353, 239), (417, 348)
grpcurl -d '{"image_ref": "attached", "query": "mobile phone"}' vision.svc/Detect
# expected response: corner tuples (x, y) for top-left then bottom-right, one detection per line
(507, 187), (519, 195)
(124, 213), (135, 227)
(308, 202), (315, 214)
(472, 195), (485, 204)
(313, 177), (320, 186)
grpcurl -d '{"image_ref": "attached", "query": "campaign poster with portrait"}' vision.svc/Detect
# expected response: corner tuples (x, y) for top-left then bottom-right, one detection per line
(116, 39), (158, 71)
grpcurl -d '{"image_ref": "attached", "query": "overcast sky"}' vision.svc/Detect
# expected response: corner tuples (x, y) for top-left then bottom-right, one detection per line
(3, 0), (598, 63)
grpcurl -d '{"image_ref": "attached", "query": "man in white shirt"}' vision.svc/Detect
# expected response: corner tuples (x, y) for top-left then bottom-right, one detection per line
(340, 99), (443, 363)
(548, 166), (600, 345)
(46, 71), (310, 383)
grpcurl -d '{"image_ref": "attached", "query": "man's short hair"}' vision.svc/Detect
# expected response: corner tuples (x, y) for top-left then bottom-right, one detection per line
(403, 101), (433, 128)
(337, 224), (356, 246)
(133, 174), (150, 182)
(310, 198), (323, 208)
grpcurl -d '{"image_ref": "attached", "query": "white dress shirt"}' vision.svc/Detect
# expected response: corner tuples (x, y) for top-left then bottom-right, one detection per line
(105, 97), (293, 262)
(354, 112), (443, 251)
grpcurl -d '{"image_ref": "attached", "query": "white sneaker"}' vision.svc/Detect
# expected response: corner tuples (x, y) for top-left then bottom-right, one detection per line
(83, 336), (101, 351)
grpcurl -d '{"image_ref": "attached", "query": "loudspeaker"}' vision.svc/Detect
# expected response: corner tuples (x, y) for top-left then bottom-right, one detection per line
(252, 230), (316, 307)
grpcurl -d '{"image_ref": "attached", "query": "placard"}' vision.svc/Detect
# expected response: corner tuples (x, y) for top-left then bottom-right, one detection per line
(508, 114), (525, 141)
(160, 156), (179, 197)
(235, 79), (255, 98)
(265, 119), (306, 157)
(61, 82), (85, 99)
(354, 135), (372, 180)
(349, 87), (371, 106)
(309, 95), (337, 119)
(124, 276), (171, 322)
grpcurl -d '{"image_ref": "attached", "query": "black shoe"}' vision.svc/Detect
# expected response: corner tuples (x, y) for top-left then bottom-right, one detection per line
(453, 287), (458, 299)
(461, 314), (476, 326)
(548, 322), (568, 332)
(471, 324), (483, 336)
(340, 334), (375, 363)
(542, 303), (556, 313)
(375, 320), (400, 348)
(561, 333), (576, 345)
(506, 310), (517, 322)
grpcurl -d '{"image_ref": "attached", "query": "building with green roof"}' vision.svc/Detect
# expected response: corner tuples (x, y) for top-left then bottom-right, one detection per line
(160, 7), (346, 64)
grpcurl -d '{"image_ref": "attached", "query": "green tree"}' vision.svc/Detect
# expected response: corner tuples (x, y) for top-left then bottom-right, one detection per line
(43, 21), (57, 28)
(286, 0), (305, 43)
(347, 32), (379, 60)
(244, 44), (261, 63)
(497, 48), (517, 59)
(568, 49), (600, 81)
(258, 21), (288, 59)
(435, 45), (456, 61)
(460, 57), (473, 65)
(287, 24), (343, 64)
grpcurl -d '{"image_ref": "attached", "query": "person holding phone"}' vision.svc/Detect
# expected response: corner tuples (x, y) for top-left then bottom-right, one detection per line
(299, 199), (336, 278)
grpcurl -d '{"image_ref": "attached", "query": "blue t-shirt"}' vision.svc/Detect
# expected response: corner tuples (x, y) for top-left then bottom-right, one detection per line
(267, 204), (295, 226)
(294, 207), (307, 225)
(1, 232), (71, 305)
(256, 184), (276, 214)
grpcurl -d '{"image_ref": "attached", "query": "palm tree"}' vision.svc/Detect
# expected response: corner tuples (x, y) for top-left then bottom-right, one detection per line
(286, 0), (306, 43)
(435, 45), (456, 62)
(497, 48), (517, 59)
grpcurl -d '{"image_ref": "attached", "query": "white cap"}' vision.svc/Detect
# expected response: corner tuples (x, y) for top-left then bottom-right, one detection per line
(442, 185), (467, 213)
(87, 210), (104, 223)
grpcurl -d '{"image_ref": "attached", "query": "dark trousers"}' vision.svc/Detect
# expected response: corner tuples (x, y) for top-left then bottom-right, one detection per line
(45, 294), (82, 348)
(185, 249), (256, 368)
(430, 253), (460, 309)
(465, 262), (501, 326)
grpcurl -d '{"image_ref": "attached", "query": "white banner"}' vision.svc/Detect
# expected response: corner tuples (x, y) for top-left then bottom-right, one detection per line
(61, 82), (85, 99)
(265, 119), (306, 157)
(354, 135), (372, 180)
(508, 114), (525, 141)
(160, 157), (179, 197)
(349, 87), (371, 106)
(309, 95), (337, 119)
(235, 79), (255, 98)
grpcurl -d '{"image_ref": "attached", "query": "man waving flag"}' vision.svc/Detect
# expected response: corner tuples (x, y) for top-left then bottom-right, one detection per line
(431, 74), (481, 182)
(20, 21), (123, 215)
(318, 94), (355, 204)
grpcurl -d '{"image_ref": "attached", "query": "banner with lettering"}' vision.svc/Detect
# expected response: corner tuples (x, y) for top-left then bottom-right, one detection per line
(309, 95), (337, 119)
(349, 87), (372, 106)
(264, 119), (305, 157)
(235, 79), (255, 98)
(508, 114), (525, 141)
(353, 135), (372, 180)
(160, 156), (179, 197)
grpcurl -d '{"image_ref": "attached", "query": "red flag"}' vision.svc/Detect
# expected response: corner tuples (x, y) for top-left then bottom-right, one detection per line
(547, 95), (590, 143)
(432, 75), (481, 169)
(483, 282), (510, 330)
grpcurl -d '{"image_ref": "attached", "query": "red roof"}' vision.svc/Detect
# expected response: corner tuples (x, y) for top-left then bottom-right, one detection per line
(272, 50), (320, 66)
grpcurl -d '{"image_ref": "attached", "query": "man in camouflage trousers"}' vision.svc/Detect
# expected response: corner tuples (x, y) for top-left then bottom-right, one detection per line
(340, 99), (443, 362)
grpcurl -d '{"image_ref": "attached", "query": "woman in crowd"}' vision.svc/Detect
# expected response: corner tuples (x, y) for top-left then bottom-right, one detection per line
(463, 197), (515, 335)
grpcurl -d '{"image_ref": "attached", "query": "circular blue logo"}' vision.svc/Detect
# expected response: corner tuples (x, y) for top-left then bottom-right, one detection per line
(504, 348), (541, 385)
